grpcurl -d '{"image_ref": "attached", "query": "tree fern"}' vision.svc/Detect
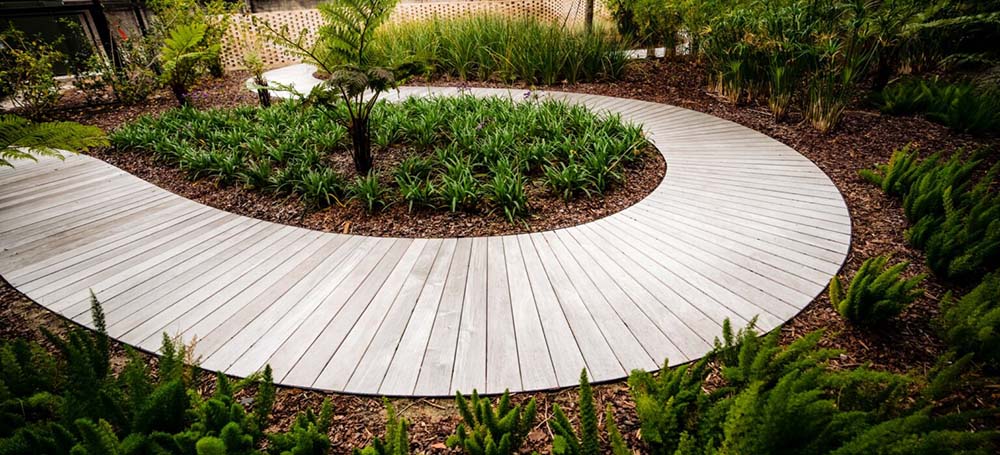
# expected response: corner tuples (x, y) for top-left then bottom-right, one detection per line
(0, 114), (107, 168)
(829, 255), (925, 325)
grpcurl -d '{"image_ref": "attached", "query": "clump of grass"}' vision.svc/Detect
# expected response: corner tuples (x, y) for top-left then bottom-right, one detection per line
(369, 15), (631, 85)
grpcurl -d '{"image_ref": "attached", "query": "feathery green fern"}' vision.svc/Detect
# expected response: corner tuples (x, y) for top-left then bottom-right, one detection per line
(1, 114), (107, 168)
(353, 398), (409, 455)
(829, 255), (925, 326)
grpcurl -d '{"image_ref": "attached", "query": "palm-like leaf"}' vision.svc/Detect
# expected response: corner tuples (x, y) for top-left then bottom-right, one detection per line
(1, 114), (107, 168)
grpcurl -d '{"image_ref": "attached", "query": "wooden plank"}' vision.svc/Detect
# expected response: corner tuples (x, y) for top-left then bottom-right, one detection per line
(276, 238), (411, 387)
(414, 238), (472, 396)
(53, 218), (261, 314)
(449, 237), (488, 394)
(344, 239), (444, 393)
(378, 238), (457, 395)
(529, 233), (625, 382)
(316, 239), (440, 390)
(214, 235), (375, 375)
(485, 237), (521, 394)
(131, 230), (324, 347)
(501, 235), (556, 391)
(540, 231), (657, 373)
(514, 234), (586, 387)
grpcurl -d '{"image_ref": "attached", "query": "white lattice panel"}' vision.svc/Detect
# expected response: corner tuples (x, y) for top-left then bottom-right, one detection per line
(220, 0), (610, 70)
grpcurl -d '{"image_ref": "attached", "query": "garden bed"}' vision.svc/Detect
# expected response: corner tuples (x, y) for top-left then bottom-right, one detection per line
(9, 57), (994, 452)
(94, 91), (664, 238)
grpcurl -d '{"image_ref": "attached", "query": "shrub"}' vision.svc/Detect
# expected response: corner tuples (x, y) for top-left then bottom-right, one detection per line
(0, 27), (64, 119)
(0, 295), (333, 454)
(861, 147), (999, 284)
(829, 255), (926, 326)
(876, 78), (1000, 135)
(939, 273), (1000, 371)
(446, 390), (537, 455)
(627, 319), (997, 455)
(111, 95), (649, 220)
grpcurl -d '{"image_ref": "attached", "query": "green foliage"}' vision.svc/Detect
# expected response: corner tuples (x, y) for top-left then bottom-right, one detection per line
(353, 399), (409, 455)
(624, 0), (951, 132)
(939, 273), (1000, 370)
(262, 0), (419, 175)
(861, 147), (999, 284)
(877, 77), (1000, 135)
(829, 255), (925, 326)
(0, 26), (63, 119)
(110, 95), (649, 220)
(267, 399), (333, 455)
(0, 114), (107, 168)
(348, 172), (389, 212)
(627, 319), (998, 454)
(446, 390), (537, 455)
(160, 23), (220, 106)
(0, 297), (333, 455)
(368, 15), (629, 84)
(550, 370), (600, 455)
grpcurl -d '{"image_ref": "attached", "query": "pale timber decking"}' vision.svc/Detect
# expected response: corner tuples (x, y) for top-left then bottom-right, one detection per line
(0, 80), (851, 396)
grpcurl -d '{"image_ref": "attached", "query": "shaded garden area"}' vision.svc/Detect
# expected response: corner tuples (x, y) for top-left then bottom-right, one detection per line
(3, 0), (1000, 453)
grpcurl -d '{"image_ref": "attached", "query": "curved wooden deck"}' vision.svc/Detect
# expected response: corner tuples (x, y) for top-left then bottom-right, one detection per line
(0, 85), (850, 396)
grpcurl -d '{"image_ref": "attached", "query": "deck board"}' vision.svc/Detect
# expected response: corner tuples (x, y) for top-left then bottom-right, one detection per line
(0, 80), (851, 396)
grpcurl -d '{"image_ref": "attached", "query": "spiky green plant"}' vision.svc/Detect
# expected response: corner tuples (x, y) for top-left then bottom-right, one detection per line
(550, 370), (600, 455)
(1, 114), (107, 168)
(829, 255), (925, 326)
(446, 389), (537, 455)
(353, 399), (409, 455)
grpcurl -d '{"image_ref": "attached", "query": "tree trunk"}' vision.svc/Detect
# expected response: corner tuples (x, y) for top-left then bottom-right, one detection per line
(170, 84), (188, 107)
(350, 118), (373, 176)
(255, 75), (271, 108)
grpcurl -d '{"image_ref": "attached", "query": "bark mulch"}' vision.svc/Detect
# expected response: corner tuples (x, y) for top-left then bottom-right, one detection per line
(3, 59), (997, 451)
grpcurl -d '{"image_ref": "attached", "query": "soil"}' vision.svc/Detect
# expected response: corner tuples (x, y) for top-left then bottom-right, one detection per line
(4, 58), (998, 452)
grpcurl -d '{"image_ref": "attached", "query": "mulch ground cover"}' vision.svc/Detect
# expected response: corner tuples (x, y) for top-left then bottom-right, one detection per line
(3, 58), (998, 452)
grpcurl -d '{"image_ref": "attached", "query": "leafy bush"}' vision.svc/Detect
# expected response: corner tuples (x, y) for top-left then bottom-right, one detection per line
(620, 0), (946, 132)
(829, 255), (925, 326)
(627, 319), (998, 455)
(2, 114), (107, 168)
(861, 147), (999, 283)
(446, 390), (537, 455)
(368, 15), (630, 84)
(876, 78), (1000, 135)
(0, 27), (64, 119)
(0, 296), (333, 455)
(111, 95), (649, 220)
(939, 273), (1000, 371)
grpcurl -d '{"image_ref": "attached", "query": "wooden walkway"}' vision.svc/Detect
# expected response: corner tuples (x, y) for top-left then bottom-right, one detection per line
(0, 85), (851, 396)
